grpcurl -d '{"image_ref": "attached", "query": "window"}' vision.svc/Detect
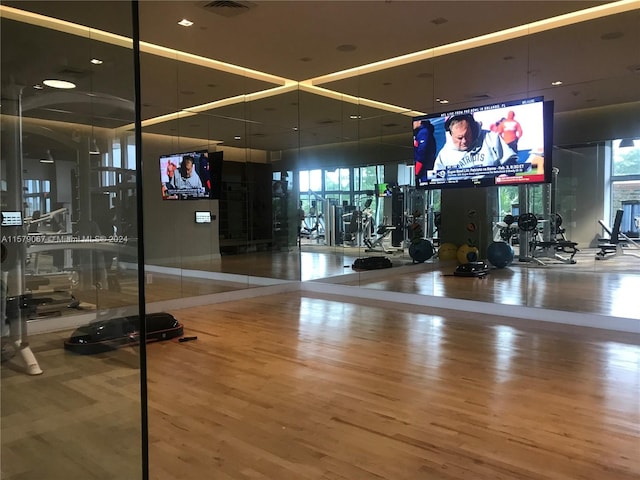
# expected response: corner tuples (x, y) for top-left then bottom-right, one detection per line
(354, 165), (379, 191)
(299, 169), (323, 219)
(23, 179), (51, 217)
(299, 169), (322, 193)
(611, 138), (640, 237)
(324, 168), (350, 192)
(498, 186), (519, 218)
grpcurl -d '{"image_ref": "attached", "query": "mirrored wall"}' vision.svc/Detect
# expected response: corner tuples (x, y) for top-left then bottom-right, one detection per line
(3, 2), (639, 325)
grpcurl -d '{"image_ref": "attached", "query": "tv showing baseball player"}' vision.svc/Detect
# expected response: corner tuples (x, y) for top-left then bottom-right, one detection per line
(413, 96), (553, 189)
(160, 150), (223, 200)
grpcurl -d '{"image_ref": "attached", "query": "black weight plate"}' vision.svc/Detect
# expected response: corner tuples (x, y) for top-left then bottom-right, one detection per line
(517, 213), (538, 231)
(554, 212), (563, 227)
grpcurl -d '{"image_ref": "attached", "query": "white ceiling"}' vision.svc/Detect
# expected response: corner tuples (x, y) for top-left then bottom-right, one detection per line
(2, 1), (639, 158)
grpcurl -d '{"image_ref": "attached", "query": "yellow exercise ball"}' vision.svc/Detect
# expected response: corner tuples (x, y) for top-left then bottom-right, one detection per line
(457, 244), (479, 264)
(438, 242), (458, 261)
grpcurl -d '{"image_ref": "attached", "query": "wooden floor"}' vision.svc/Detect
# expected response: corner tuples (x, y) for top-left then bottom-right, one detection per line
(346, 258), (640, 319)
(4, 246), (639, 478)
(3, 291), (639, 479)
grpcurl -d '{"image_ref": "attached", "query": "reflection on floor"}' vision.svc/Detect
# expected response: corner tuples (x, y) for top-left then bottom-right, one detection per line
(18, 244), (640, 325)
(303, 245), (640, 320)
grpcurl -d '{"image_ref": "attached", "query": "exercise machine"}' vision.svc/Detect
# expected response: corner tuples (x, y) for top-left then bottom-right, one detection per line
(596, 209), (640, 260)
(300, 199), (326, 243)
(516, 168), (578, 265)
(342, 195), (375, 248)
(363, 190), (400, 253)
(518, 212), (578, 264)
(364, 224), (397, 253)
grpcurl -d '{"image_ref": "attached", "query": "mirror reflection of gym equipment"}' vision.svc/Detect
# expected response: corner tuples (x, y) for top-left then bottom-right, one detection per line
(2, 89), (137, 375)
(341, 193), (375, 248)
(596, 208), (640, 260)
(515, 168), (579, 266)
(299, 196), (326, 243)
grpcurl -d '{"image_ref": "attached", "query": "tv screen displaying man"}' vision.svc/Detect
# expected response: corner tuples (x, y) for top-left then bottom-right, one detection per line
(413, 96), (550, 189)
(160, 150), (210, 200)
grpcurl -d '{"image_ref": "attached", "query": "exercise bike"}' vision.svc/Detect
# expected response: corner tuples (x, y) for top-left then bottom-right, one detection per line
(364, 223), (397, 253)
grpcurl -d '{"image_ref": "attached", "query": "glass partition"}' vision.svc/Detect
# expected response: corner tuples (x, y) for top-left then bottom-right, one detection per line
(136, 20), (303, 294)
(1, 2), (143, 478)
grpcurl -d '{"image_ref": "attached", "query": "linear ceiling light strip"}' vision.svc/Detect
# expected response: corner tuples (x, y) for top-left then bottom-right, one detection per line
(309, 0), (640, 86)
(0, 5), (133, 48)
(139, 42), (289, 86)
(299, 83), (425, 118)
(115, 84), (300, 134)
(3, 0), (637, 124)
(0, 5), (288, 87)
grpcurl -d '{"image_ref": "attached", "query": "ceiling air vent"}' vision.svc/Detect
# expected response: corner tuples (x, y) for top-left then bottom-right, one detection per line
(56, 66), (90, 78)
(465, 93), (492, 100)
(200, 1), (256, 17)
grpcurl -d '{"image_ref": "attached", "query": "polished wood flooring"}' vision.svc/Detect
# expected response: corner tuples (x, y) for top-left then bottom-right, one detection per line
(3, 291), (639, 479)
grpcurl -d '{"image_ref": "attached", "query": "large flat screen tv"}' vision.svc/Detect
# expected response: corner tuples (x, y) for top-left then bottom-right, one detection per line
(160, 150), (222, 200)
(413, 96), (553, 189)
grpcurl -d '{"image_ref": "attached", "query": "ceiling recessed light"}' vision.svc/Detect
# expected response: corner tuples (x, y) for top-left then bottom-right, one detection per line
(33, 84), (44, 90)
(39, 158), (54, 164)
(437, 99), (449, 104)
(234, 136), (242, 140)
(178, 19), (194, 27)
(551, 81), (563, 86)
(90, 58), (103, 65)
(350, 115), (362, 120)
(43, 79), (76, 89)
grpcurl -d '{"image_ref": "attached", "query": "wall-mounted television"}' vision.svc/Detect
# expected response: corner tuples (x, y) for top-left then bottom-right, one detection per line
(413, 96), (553, 189)
(160, 150), (222, 200)
(375, 182), (396, 197)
